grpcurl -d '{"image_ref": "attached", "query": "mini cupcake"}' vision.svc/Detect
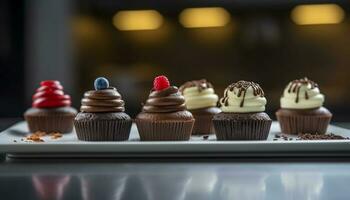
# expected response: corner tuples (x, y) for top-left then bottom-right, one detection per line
(179, 79), (221, 135)
(276, 77), (332, 134)
(213, 80), (272, 140)
(24, 80), (77, 133)
(74, 77), (132, 141)
(135, 75), (195, 141)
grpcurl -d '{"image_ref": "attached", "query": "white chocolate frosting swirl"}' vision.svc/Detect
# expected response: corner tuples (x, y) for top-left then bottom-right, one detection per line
(180, 79), (219, 110)
(280, 77), (324, 109)
(182, 87), (218, 110)
(219, 81), (267, 113)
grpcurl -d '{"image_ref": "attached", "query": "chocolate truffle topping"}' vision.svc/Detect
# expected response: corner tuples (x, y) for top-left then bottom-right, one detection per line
(179, 79), (213, 93)
(80, 87), (125, 113)
(143, 86), (186, 113)
(221, 81), (264, 108)
(286, 77), (318, 103)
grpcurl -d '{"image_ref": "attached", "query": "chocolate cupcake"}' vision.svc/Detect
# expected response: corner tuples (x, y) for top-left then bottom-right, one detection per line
(213, 81), (272, 140)
(24, 80), (77, 133)
(276, 77), (332, 134)
(74, 77), (132, 141)
(179, 79), (221, 135)
(135, 75), (195, 141)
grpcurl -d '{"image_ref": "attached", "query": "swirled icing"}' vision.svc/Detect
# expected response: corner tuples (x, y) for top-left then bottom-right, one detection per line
(280, 77), (324, 109)
(80, 87), (125, 112)
(32, 80), (71, 108)
(219, 81), (267, 113)
(142, 86), (186, 113)
(180, 79), (218, 110)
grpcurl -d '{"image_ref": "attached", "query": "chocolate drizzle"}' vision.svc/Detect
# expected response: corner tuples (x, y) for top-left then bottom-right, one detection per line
(179, 79), (213, 93)
(80, 87), (125, 113)
(143, 86), (186, 113)
(220, 81), (264, 107)
(287, 77), (318, 103)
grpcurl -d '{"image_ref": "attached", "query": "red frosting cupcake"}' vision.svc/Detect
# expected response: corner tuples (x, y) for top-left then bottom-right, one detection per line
(24, 80), (77, 133)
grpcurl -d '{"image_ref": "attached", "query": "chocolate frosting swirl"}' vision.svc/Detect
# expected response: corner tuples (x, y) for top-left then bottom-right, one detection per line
(80, 87), (125, 113)
(142, 86), (186, 113)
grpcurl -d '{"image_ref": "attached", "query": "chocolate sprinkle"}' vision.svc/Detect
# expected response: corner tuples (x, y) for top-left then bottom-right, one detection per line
(298, 133), (349, 140)
(272, 133), (350, 141)
(287, 77), (318, 103)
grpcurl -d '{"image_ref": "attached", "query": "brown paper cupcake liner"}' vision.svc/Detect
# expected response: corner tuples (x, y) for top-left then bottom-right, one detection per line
(25, 115), (75, 133)
(74, 119), (132, 141)
(213, 119), (272, 140)
(276, 115), (331, 135)
(191, 114), (215, 135)
(135, 119), (194, 141)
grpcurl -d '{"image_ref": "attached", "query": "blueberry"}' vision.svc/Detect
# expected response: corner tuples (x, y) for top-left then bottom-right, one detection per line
(94, 77), (109, 90)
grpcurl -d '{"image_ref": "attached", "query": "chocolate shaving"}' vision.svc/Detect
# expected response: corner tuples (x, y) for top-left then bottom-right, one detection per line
(298, 133), (349, 140)
(273, 133), (350, 141)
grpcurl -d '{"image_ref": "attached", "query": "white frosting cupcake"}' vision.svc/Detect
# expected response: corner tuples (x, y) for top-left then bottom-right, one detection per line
(219, 81), (267, 113)
(276, 77), (332, 135)
(280, 77), (324, 109)
(180, 79), (219, 110)
(213, 80), (272, 140)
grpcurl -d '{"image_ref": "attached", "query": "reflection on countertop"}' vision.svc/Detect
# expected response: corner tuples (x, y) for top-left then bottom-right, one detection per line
(0, 161), (350, 200)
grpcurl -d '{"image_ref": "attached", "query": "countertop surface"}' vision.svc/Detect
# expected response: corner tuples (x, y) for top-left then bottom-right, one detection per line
(1, 118), (350, 200)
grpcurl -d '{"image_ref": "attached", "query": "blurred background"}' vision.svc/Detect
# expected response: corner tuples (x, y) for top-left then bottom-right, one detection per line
(1, 0), (350, 120)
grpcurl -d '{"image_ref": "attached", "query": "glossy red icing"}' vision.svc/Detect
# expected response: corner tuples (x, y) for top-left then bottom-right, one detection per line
(32, 80), (71, 108)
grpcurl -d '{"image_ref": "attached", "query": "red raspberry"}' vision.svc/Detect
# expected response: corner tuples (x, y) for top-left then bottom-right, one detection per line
(153, 75), (170, 91)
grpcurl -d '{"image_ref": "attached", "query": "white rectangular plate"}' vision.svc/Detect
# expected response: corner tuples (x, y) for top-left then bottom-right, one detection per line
(1, 121), (350, 158)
